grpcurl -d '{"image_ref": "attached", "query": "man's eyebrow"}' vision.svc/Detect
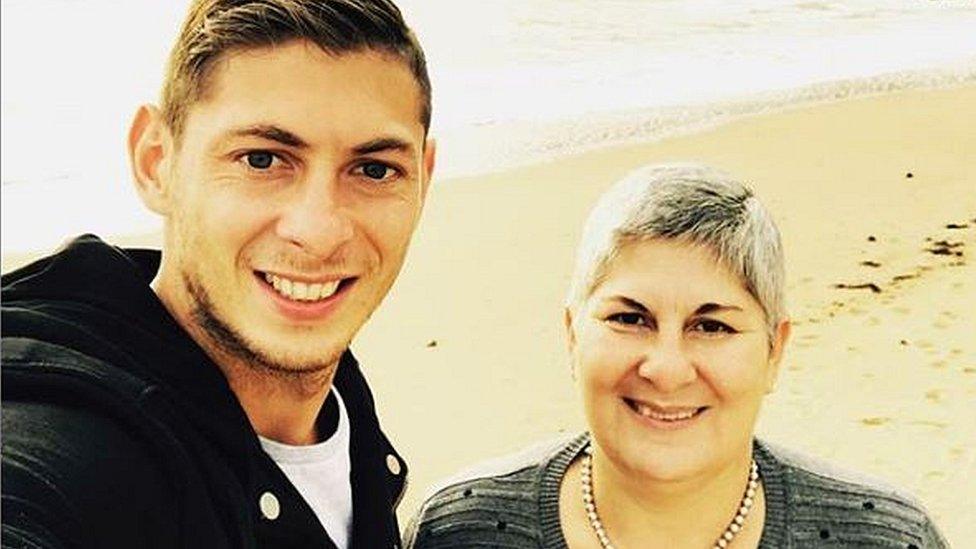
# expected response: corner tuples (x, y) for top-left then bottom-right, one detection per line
(694, 302), (743, 315)
(228, 125), (308, 148)
(352, 137), (414, 156)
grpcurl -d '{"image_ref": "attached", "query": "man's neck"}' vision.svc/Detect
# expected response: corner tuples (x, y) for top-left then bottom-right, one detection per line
(226, 362), (338, 446)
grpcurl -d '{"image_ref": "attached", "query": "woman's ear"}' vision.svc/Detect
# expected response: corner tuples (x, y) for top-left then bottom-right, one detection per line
(765, 319), (792, 393)
(564, 307), (577, 353)
(564, 307), (578, 380)
(128, 104), (173, 215)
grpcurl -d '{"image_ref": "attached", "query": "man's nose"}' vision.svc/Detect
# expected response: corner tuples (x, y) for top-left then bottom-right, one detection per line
(636, 331), (698, 393)
(275, 174), (355, 258)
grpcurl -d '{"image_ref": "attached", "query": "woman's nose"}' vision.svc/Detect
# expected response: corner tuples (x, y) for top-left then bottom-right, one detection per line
(636, 333), (698, 393)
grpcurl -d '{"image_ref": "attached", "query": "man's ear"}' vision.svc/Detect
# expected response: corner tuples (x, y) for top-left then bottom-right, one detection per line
(128, 104), (173, 215)
(765, 319), (792, 393)
(420, 136), (436, 200)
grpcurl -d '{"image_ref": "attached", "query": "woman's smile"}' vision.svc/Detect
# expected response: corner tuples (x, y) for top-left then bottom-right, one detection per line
(623, 397), (710, 430)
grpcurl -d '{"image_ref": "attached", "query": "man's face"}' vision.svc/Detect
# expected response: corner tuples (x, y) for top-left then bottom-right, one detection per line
(148, 42), (434, 373)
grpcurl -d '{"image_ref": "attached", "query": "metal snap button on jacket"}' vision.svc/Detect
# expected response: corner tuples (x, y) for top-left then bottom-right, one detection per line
(386, 454), (402, 476)
(259, 492), (280, 520)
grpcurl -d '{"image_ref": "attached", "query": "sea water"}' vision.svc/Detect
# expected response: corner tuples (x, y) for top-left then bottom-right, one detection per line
(2, 0), (975, 255)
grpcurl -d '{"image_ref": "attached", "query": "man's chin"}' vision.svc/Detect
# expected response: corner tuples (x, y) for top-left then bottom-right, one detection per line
(246, 342), (346, 376)
(184, 272), (350, 376)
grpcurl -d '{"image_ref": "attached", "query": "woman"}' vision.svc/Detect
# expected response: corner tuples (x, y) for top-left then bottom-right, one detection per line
(404, 164), (948, 548)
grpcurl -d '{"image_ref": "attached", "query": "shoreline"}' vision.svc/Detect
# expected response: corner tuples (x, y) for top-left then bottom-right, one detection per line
(435, 60), (976, 179)
(3, 61), (975, 261)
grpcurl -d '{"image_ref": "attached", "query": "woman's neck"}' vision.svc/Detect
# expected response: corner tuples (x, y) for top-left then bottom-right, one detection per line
(561, 443), (765, 549)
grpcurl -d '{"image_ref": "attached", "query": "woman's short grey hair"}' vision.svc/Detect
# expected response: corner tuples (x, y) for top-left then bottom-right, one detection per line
(566, 163), (786, 341)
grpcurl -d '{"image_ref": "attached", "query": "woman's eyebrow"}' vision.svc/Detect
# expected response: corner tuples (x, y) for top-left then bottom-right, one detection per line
(694, 302), (743, 315)
(607, 295), (649, 312)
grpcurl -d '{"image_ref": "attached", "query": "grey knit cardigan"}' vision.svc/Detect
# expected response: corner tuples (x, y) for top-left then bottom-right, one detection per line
(404, 433), (949, 548)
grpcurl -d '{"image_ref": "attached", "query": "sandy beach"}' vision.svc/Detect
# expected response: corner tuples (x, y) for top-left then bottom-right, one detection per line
(3, 85), (974, 545)
(356, 85), (976, 545)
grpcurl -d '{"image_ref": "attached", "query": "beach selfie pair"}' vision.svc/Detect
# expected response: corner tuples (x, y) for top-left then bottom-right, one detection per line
(0, 1), (949, 548)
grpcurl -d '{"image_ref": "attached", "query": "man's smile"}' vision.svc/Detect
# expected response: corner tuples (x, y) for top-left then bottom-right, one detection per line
(254, 270), (357, 320)
(260, 272), (349, 302)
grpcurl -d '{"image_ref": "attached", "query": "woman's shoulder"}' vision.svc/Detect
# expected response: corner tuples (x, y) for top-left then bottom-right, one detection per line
(756, 439), (949, 548)
(403, 432), (586, 548)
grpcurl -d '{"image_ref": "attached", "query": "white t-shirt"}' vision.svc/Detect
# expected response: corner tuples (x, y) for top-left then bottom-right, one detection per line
(259, 389), (352, 548)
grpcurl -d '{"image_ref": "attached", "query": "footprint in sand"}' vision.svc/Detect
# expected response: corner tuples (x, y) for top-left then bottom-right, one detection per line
(925, 239), (964, 257)
(832, 283), (881, 294)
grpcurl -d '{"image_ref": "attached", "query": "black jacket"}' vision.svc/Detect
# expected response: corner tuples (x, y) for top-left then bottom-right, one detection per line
(1, 235), (407, 548)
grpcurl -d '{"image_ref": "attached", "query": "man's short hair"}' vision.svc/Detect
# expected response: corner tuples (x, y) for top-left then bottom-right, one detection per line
(161, 0), (431, 141)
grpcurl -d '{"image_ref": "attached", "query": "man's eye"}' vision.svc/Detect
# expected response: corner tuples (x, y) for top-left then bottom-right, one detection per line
(356, 162), (397, 181)
(607, 312), (646, 326)
(690, 319), (735, 334)
(243, 151), (277, 170)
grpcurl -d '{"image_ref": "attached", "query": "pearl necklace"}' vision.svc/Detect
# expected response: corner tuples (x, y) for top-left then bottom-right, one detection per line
(580, 444), (760, 549)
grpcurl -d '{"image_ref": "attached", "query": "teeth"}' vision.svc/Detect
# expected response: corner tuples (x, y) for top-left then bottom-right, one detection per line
(308, 283), (322, 297)
(263, 273), (342, 302)
(634, 403), (699, 421)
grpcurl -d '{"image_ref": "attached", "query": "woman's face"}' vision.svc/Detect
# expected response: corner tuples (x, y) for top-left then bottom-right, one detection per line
(568, 238), (789, 481)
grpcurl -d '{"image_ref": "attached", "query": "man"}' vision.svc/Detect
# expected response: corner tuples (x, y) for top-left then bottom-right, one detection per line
(1, 1), (434, 547)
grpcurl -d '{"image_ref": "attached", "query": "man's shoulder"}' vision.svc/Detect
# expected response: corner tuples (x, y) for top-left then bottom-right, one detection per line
(759, 440), (949, 547)
(2, 336), (155, 402)
(2, 394), (180, 547)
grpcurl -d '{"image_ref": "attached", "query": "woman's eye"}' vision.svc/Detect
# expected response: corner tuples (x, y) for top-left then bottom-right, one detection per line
(241, 151), (280, 170)
(607, 312), (647, 326)
(691, 319), (735, 334)
(356, 161), (399, 181)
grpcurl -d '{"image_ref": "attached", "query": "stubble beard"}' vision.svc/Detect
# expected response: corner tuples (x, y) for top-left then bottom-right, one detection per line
(183, 272), (342, 379)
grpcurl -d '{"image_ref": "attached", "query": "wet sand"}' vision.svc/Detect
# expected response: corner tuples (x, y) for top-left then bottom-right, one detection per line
(4, 85), (974, 545)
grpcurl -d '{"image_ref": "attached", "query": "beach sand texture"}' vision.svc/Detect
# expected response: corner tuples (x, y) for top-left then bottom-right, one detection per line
(353, 85), (976, 546)
(2, 85), (973, 545)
